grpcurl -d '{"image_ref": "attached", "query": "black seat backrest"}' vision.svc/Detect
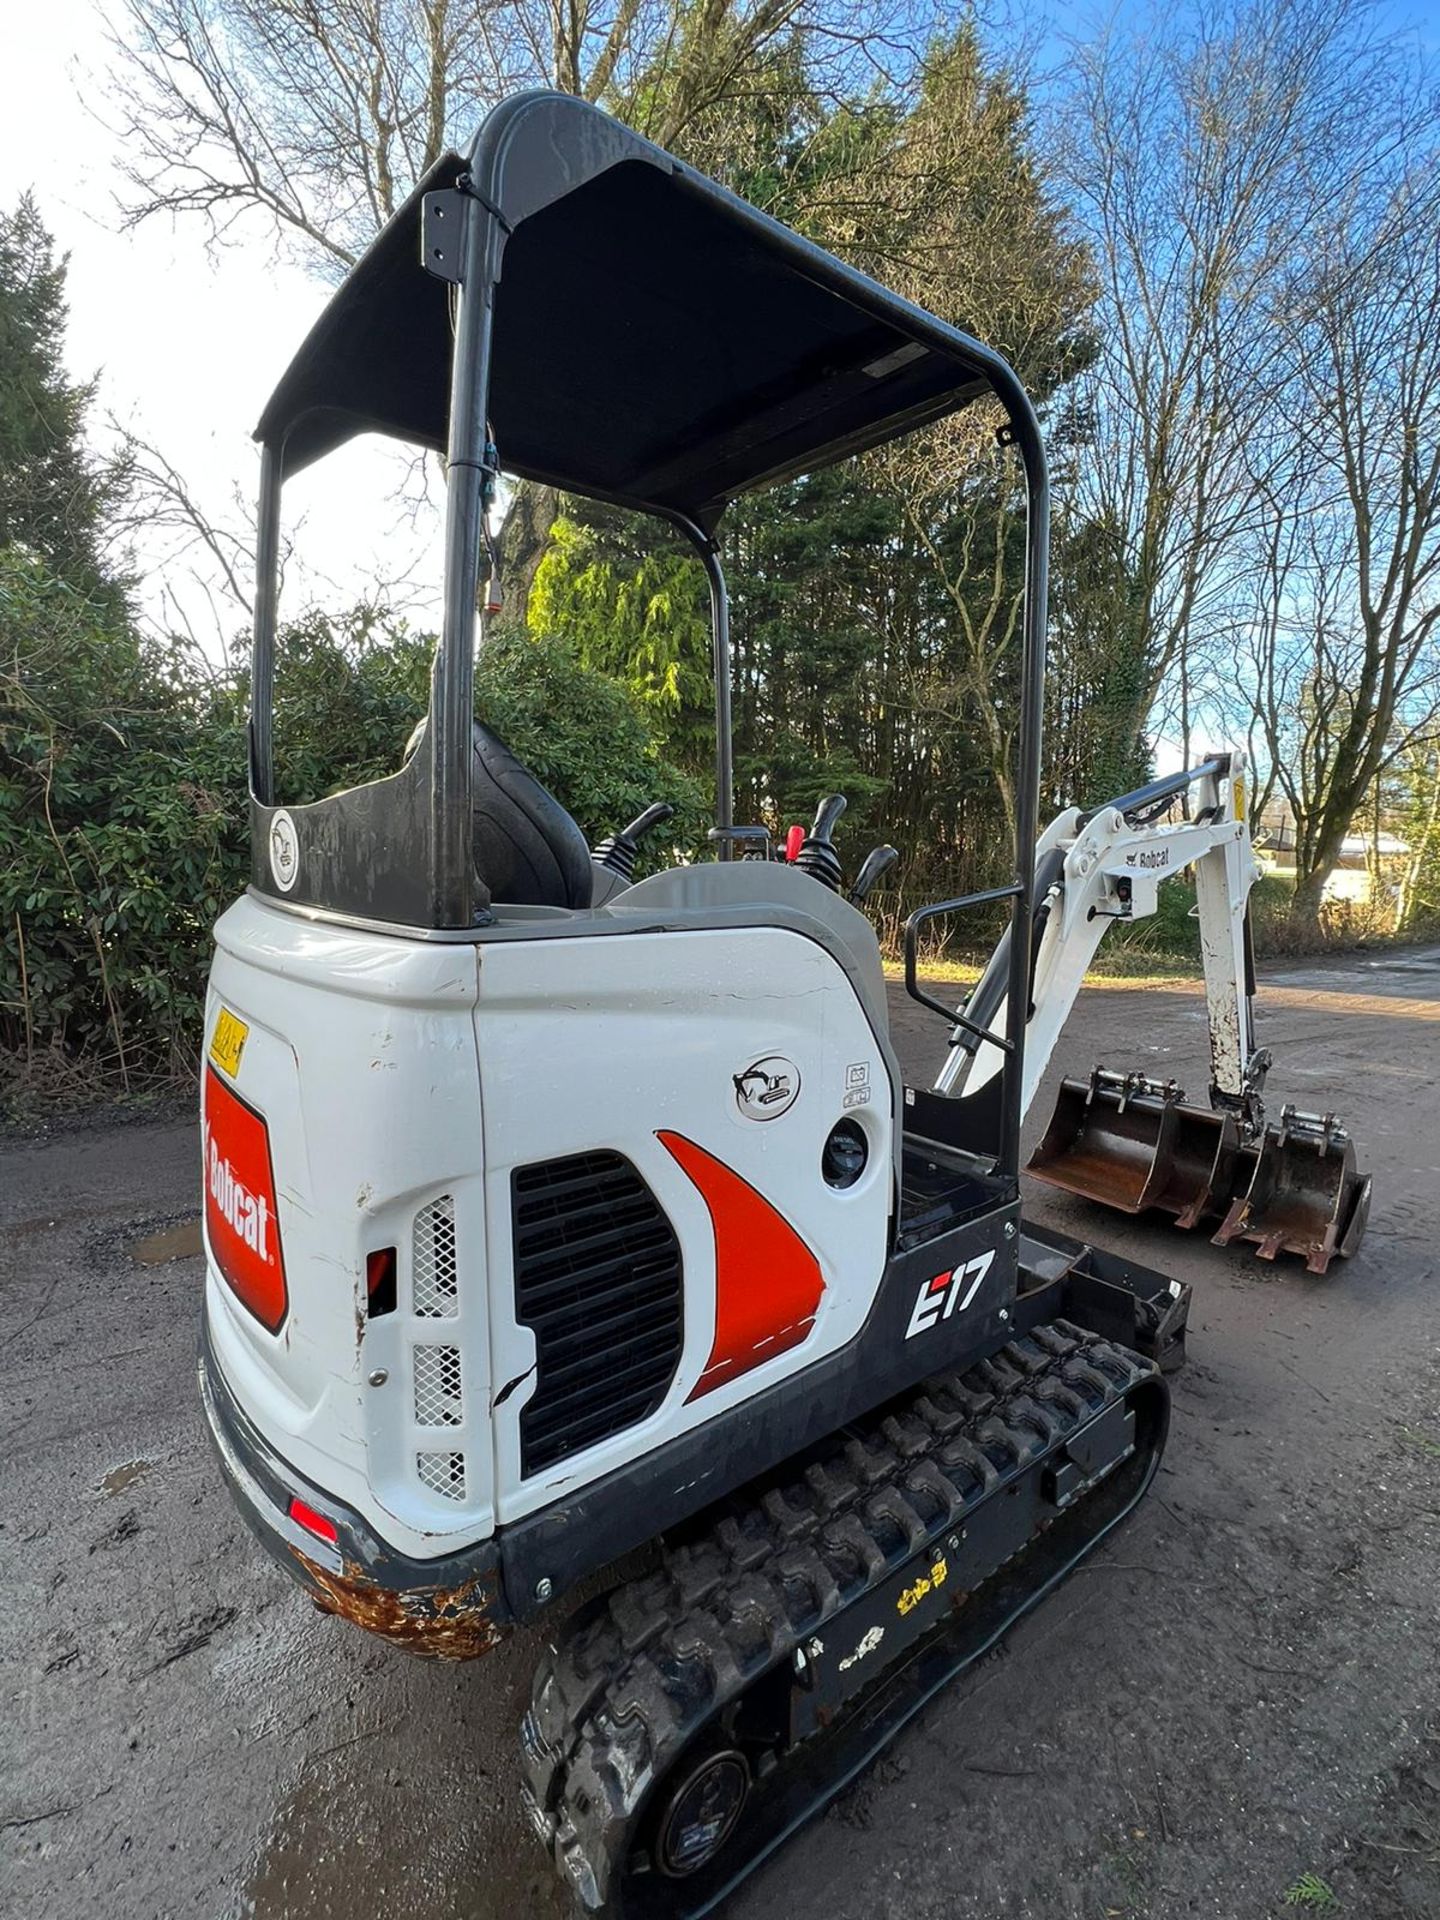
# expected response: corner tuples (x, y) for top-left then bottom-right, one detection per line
(470, 721), (593, 909)
(403, 718), (593, 909)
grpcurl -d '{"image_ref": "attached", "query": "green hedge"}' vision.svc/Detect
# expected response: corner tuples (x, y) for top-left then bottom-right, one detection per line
(0, 556), (702, 1095)
(0, 553), (242, 1087)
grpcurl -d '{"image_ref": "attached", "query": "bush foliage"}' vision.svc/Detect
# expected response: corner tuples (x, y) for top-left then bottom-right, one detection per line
(0, 567), (702, 1093)
(0, 551), (241, 1087)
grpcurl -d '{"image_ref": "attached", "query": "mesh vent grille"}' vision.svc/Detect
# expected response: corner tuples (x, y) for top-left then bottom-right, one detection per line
(413, 1196), (457, 1317)
(413, 1344), (463, 1426)
(416, 1450), (466, 1500)
(512, 1150), (682, 1476)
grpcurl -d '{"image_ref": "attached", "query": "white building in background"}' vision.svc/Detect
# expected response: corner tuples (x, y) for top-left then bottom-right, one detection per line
(1255, 802), (1409, 907)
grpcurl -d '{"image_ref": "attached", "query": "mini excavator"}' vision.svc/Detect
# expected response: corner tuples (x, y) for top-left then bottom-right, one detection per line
(197, 92), (1369, 1917)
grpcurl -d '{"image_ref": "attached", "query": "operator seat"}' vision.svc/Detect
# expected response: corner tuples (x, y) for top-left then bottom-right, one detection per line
(405, 719), (593, 909)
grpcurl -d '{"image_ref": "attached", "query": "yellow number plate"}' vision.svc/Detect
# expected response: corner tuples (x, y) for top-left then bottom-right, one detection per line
(209, 1006), (249, 1079)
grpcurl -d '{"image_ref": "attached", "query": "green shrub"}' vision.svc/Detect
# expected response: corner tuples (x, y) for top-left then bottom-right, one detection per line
(0, 550), (247, 1088)
(257, 607), (435, 803)
(1, 575), (704, 1098)
(476, 628), (707, 849)
(250, 611), (708, 845)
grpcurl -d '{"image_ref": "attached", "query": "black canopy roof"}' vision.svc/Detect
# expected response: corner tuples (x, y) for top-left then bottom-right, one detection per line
(255, 92), (1010, 530)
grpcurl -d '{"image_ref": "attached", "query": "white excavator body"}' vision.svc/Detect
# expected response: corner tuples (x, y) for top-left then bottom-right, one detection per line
(204, 865), (903, 1563)
(194, 88), (1369, 1914)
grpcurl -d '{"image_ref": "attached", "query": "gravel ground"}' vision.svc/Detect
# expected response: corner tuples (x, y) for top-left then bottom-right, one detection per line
(2, 949), (1438, 1920)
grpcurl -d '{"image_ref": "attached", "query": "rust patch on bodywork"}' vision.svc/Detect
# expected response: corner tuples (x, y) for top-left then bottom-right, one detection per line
(293, 1549), (506, 1660)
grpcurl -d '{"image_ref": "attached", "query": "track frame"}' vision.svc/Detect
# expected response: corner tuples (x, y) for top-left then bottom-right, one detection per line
(523, 1323), (1170, 1918)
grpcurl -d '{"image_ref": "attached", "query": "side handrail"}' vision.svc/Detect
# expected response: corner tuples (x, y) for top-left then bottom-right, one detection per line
(903, 883), (1024, 1042)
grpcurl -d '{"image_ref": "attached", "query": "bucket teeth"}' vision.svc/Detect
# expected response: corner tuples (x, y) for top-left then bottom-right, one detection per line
(1028, 1073), (1369, 1276)
(1209, 1107), (1363, 1276)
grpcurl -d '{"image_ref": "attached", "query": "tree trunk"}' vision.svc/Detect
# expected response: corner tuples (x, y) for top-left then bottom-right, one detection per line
(1291, 815), (1353, 940)
(1396, 755), (1440, 933)
(498, 482), (560, 624)
(1288, 861), (1329, 939)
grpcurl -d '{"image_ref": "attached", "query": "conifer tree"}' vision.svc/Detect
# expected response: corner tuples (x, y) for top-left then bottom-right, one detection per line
(0, 195), (113, 588)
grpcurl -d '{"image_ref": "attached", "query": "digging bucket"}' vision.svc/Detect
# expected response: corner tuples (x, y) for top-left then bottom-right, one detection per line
(1211, 1108), (1372, 1276)
(1143, 1101), (1242, 1228)
(1027, 1071), (1236, 1225)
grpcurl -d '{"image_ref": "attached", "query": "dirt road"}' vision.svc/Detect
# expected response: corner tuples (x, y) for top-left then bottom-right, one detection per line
(3, 951), (1438, 1920)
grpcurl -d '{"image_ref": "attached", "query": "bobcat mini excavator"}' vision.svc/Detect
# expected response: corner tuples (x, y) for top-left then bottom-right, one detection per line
(198, 91), (1370, 1917)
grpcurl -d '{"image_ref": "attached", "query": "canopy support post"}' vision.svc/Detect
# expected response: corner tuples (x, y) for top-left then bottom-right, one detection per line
(669, 517), (734, 860)
(432, 203), (504, 928)
(249, 441), (282, 806)
(990, 393), (1049, 1176)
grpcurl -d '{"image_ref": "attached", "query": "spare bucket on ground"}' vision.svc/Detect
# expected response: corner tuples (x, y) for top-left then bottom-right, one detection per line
(1027, 1070), (1369, 1276)
(1027, 1071), (1237, 1225)
(1212, 1107), (1372, 1276)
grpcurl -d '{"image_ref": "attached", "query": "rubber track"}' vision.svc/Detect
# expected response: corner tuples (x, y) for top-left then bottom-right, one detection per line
(521, 1322), (1154, 1912)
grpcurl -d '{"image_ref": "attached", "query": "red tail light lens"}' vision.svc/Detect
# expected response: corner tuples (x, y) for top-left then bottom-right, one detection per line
(288, 1497), (339, 1546)
(366, 1247), (397, 1317)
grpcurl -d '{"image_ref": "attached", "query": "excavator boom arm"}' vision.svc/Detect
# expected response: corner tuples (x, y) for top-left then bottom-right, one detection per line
(933, 752), (1263, 1122)
(929, 749), (1370, 1275)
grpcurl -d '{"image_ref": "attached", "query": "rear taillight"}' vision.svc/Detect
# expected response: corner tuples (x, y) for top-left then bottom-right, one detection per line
(366, 1246), (397, 1317)
(288, 1497), (339, 1547)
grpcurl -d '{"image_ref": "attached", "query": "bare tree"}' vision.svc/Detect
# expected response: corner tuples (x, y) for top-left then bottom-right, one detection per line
(857, 26), (1098, 838)
(1054, 0), (1404, 770)
(1395, 744), (1440, 931)
(1247, 159), (1440, 932)
(875, 417), (1026, 835)
(118, 427), (262, 625)
(105, 0), (499, 273)
(104, 0), (927, 267)
(104, 0), (939, 601)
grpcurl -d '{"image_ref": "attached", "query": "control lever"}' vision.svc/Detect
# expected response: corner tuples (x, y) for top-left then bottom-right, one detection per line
(593, 801), (676, 880)
(792, 794), (847, 891)
(849, 845), (899, 906)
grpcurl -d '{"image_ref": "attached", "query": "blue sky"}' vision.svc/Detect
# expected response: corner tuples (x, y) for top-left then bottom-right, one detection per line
(4, 0), (1436, 660)
(2, 0), (445, 652)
